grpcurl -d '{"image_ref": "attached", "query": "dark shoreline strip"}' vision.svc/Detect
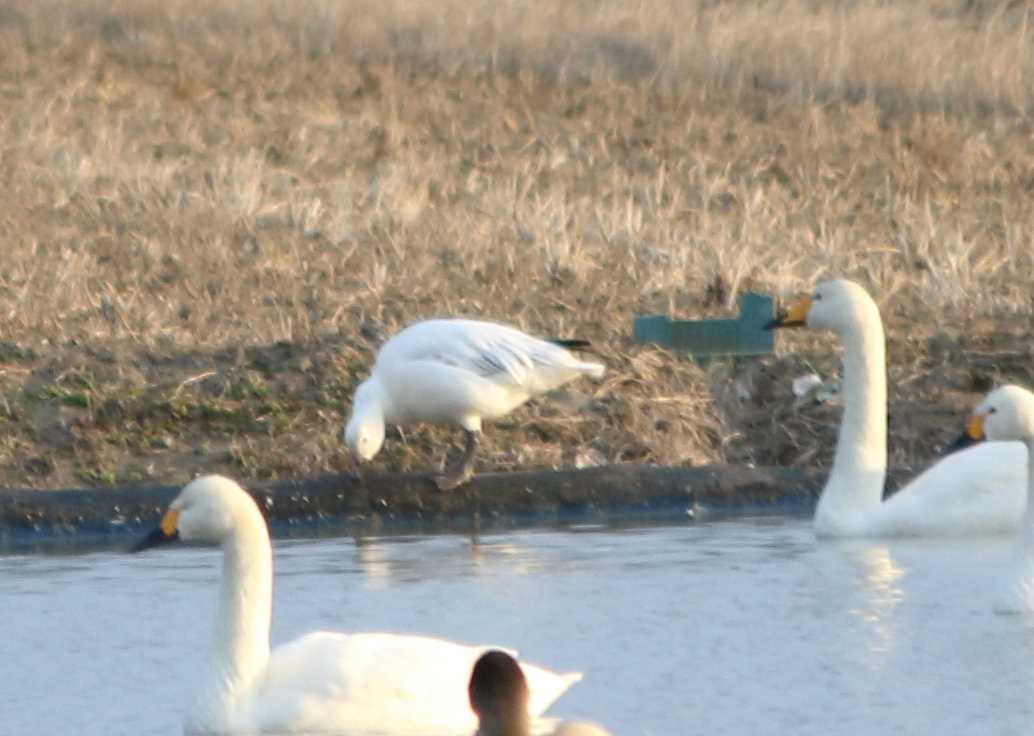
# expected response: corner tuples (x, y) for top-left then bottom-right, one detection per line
(0, 464), (829, 551)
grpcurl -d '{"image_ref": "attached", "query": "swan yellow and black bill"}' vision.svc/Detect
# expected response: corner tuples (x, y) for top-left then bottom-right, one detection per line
(944, 414), (987, 456)
(763, 296), (812, 330)
(130, 508), (181, 552)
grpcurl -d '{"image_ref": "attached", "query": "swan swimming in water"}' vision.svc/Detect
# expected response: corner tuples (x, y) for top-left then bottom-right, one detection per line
(765, 278), (1027, 537)
(344, 318), (605, 490)
(470, 650), (610, 736)
(951, 385), (1034, 613)
(131, 475), (581, 734)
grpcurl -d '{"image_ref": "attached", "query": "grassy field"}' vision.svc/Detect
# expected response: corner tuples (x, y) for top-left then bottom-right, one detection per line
(0, 0), (1032, 489)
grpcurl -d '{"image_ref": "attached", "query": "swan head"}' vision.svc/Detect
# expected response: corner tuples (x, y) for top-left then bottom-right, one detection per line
(130, 475), (259, 551)
(469, 650), (531, 736)
(949, 385), (1034, 453)
(343, 378), (386, 462)
(765, 278), (879, 335)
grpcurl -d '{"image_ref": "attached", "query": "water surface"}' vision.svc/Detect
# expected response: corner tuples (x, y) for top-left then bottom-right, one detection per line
(3, 517), (1034, 735)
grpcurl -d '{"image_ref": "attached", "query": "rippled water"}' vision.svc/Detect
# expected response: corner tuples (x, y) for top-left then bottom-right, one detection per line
(4, 516), (1034, 735)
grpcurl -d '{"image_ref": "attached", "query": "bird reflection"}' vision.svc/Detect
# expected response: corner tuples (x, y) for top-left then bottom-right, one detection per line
(351, 534), (547, 586)
(355, 539), (395, 588)
(841, 543), (906, 664)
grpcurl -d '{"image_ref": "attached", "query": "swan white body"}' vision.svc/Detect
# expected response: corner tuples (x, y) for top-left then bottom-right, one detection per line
(344, 319), (604, 487)
(956, 386), (1034, 613)
(239, 633), (576, 735)
(769, 279), (1027, 537)
(133, 476), (581, 735)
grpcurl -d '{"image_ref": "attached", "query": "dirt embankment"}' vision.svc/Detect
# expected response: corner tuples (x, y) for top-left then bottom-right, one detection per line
(0, 0), (1031, 495)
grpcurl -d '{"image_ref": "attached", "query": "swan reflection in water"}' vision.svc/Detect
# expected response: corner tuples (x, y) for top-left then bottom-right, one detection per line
(845, 543), (906, 662)
(353, 536), (551, 586)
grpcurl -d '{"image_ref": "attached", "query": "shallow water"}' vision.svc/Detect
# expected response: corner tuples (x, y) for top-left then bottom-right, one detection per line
(3, 516), (1034, 735)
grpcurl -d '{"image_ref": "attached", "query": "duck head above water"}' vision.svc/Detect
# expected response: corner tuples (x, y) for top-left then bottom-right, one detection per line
(469, 650), (609, 736)
(470, 650), (531, 736)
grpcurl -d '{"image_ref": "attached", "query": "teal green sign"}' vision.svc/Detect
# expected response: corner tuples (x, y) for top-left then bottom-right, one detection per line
(633, 293), (775, 359)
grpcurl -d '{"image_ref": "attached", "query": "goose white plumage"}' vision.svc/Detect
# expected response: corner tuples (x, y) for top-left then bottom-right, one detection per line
(953, 386), (1034, 612)
(766, 278), (1027, 537)
(470, 650), (611, 736)
(131, 475), (581, 735)
(344, 318), (605, 490)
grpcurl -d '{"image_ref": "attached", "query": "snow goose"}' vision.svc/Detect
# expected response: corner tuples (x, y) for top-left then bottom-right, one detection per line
(765, 278), (1026, 537)
(131, 475), (581, 734)
(344, 318), (605, 490)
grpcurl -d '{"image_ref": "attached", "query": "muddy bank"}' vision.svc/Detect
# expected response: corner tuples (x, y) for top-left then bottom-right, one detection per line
(0, 464), (839, 550)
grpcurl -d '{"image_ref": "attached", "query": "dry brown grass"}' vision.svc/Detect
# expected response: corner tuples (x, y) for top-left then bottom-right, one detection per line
(0, 0), (1032, 488)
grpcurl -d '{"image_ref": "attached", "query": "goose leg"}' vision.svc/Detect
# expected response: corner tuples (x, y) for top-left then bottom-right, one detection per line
(344, 460), (363, 484)
(435, 430), (479, 491)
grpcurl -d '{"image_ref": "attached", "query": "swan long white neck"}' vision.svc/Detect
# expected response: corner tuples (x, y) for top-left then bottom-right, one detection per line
(358, 375), (391, 424)
(1020, 437), (1034, 547)
(194, 504), (273, 730)
(995, 434), (1034, 613)
(815, 300), (888, 535)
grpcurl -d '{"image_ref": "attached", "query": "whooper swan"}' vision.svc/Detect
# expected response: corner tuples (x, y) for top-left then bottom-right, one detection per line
(132, 475), (581, 734)
(765, 278), (1026, 537)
